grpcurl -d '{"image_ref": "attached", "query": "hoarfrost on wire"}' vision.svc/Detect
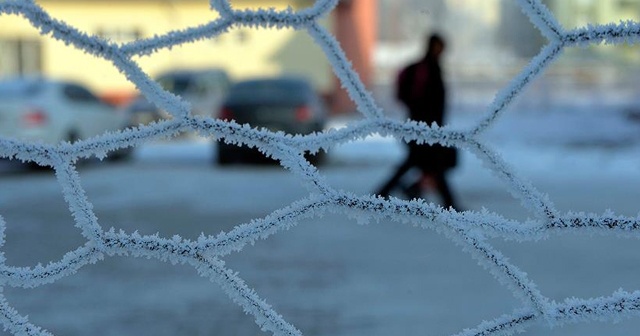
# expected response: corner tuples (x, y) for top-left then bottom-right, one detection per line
(2, 0), (640, 335)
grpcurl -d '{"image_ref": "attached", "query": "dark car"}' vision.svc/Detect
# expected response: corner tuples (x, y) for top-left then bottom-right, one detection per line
(215, 76), (327, 165)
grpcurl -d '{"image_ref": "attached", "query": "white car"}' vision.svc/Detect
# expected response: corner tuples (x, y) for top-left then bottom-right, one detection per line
(0, 77), (131, 160)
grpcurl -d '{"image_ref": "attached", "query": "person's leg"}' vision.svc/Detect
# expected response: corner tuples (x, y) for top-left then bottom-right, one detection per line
(401, 174), (422, 200)
(375, 158), (414, 197)
(433, 172), (458, 210)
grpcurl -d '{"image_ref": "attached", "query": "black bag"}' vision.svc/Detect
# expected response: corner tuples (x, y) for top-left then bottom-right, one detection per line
(410, 143), (458, 172)
(439, 145), (458, 170)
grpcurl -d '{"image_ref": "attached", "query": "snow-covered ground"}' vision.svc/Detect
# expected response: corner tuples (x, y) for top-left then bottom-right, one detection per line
(2, 104), (640, 335)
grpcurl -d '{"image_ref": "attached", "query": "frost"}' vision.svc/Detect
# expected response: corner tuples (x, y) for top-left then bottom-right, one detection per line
(1, 0), (640, 334)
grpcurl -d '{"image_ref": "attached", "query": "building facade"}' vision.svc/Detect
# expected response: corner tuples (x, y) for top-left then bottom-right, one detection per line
(500, 0), (640, 61)
(0, 0), (376, 113)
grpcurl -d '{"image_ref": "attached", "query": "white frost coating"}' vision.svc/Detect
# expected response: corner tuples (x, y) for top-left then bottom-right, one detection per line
(194, 256), (302, 336)
(0, 218), (52, 336)
(465, 140), (559, 221)
(455, 290), (640, 336)
(563, 20), (640, 47)
(471, 42), (564, 136)
(0, 290), (52, 336)
(0, 218), (4, 265)
(121, 19), (235, 56)
(517, 0), (563, 40)
(454, 229), (550, 315)
(1, 0), (640, 335)
(209, 0), (234, 17)
(306, 22), (384, 119)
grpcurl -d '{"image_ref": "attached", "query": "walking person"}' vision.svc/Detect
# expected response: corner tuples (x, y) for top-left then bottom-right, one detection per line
(375, 33), (459, 210)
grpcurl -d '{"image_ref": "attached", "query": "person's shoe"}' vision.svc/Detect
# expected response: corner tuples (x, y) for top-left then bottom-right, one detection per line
(444, 203), (463, 212)
(402, 182), (422, 200)
(375, 189), (390, 199)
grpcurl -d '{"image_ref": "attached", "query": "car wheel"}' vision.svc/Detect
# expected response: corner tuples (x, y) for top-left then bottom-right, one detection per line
(67, 130), (80, 144)
(66, 131), (91, 166)
(107, 147), (133, 162)
(305, 151), (325, 166)
(216, 143), (234, 165)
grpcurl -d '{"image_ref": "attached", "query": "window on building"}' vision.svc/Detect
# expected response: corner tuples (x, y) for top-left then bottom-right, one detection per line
(211, 29), (250, 45)
(96, 28), (143, 43)
(236, 30), (249, 43)
(0, 39), (42, 77)
(617, 0), (638, 9)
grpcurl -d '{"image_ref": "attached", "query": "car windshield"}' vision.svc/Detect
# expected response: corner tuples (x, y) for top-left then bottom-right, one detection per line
(226, 79), (310, 104)
(0, 79), (43, 98)
(157, 75), (194, 95)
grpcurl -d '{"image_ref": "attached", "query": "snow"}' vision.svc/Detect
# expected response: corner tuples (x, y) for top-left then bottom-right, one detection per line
(2, 103), (640, 335)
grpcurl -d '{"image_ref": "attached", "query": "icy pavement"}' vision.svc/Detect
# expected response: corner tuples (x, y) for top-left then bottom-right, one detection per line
(2, 107), (640, 335)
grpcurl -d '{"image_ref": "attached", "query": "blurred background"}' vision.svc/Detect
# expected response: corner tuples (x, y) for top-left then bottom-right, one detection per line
(4, 1), (640, 335)
(2, 0), (640, 115)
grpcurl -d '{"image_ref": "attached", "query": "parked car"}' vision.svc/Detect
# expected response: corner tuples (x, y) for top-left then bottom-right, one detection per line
(124, 68), (231, 126)
(122, 95), (164, 126)
(215, 76), (327, 165)
(0, 76), (131, 160)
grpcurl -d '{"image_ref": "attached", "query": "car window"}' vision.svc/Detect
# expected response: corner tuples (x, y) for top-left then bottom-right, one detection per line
(157, 71), (230, 97)
(157, 75), (193, 95)
(191, 78), (209, 97)
(63, 84), (100, 103)
(202, 72), (230, 92)
(0, 80), (43, 98)
(228, 79), (311, 103)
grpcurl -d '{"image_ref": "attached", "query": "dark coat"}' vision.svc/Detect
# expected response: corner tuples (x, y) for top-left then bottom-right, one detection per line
(396, 55), (455, 173)
(396, 56), (446, 125)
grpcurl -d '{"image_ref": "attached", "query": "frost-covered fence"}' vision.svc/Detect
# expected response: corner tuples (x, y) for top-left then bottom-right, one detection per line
(2, 0), (640, 335)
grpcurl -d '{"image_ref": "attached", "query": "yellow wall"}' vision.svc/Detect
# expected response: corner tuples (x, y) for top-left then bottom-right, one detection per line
(0, 0), (332, 98)
(551, 0), (640, 27)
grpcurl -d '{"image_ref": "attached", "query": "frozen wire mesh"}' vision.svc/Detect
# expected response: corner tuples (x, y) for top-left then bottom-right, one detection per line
(1, 0), (640, 335)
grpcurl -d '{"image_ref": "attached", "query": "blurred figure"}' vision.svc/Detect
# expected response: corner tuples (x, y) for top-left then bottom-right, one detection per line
(375, 33), (459, 209)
